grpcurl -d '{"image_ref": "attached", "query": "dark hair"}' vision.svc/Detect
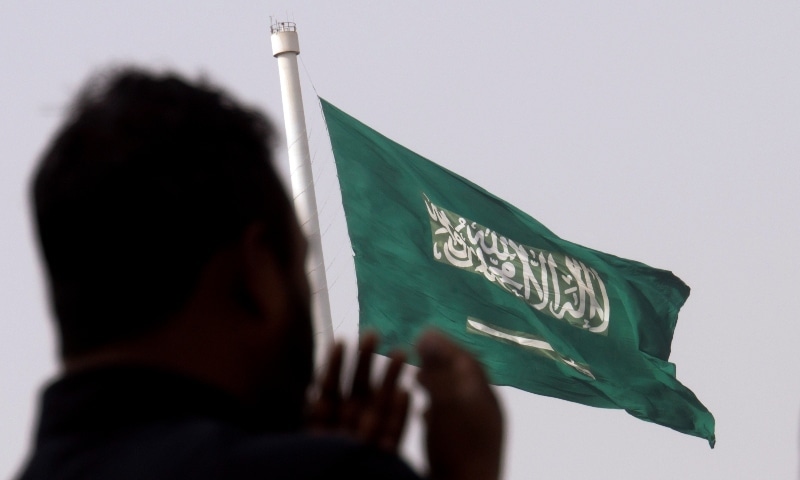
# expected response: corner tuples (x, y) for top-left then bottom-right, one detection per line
(32, 67), (293, 357)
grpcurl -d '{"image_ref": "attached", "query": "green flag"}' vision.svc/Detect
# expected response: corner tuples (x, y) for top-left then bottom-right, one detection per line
(320, 98), (715, 446)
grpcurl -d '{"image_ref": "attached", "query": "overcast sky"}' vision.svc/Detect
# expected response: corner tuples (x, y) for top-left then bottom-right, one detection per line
(2, 2), (799, 479)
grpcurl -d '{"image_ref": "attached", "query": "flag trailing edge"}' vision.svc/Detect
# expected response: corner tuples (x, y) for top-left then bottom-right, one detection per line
(319, 97), (715, 446)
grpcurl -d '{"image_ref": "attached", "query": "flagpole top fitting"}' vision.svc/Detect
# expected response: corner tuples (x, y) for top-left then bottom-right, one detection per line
(270, 21), (300, 57)
(270, 21), (296, 34)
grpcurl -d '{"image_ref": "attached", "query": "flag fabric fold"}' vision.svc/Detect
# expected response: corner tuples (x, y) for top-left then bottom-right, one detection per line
(320, 97), (715, 446)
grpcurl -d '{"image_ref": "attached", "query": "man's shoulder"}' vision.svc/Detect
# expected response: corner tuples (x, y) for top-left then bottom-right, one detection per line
(19, 419), (422, 480)
(217, 426), (423, 480)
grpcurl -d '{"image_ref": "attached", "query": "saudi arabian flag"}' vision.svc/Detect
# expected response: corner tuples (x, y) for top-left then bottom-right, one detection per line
(320, 98), (715, 446)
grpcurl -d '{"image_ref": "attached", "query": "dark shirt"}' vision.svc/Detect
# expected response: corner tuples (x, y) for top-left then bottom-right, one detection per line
(17, 366), (422, 480)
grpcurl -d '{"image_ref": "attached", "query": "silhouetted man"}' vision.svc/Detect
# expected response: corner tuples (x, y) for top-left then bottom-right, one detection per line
(17, 68), (503, 480)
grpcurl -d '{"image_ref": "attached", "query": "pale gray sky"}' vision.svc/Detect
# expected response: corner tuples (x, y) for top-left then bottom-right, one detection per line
(2, 2), (799, 479)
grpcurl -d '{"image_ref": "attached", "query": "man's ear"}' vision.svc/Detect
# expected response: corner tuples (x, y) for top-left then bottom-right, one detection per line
(239, 221), (288, 323)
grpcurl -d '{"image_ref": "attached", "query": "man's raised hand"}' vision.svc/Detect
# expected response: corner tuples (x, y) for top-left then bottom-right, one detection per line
(308, 333), (410, 453)
(416, 330), (504, 480)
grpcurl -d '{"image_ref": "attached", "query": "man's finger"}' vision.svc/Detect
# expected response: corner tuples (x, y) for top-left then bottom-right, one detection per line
(308, 342), (344, 428)
(376, 350), (406, 406)
(416, 330), (467, 398)
(349, 332), (378, 400)
(320, 343), (344, 399)
(379, 390), (410, 452)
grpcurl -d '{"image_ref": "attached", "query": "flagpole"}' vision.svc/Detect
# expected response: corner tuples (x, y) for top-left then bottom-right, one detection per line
(270, 21), (334, 353)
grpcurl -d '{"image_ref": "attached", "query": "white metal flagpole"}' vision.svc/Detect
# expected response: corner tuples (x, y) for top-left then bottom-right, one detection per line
(270, 21), (334, 352)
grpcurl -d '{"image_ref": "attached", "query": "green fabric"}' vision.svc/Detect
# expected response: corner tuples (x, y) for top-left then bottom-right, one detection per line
(320, 97), (715, 446)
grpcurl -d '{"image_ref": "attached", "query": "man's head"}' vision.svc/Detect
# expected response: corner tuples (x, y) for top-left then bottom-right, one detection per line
(32, 68), (312, 400)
